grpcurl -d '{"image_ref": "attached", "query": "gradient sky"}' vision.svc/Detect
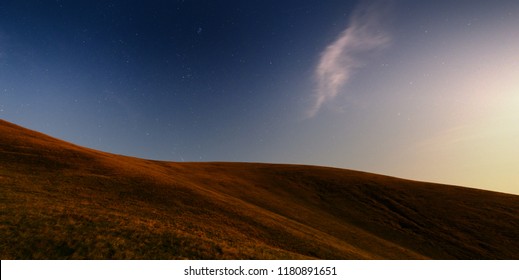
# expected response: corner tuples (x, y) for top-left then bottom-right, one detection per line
(1, 0), (518, 195)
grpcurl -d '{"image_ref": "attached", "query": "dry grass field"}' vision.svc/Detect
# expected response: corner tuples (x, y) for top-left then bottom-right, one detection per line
(1, 119), (518, 259)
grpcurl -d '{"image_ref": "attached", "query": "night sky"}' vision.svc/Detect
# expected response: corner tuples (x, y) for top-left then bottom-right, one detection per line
(1, 0), (519, 195)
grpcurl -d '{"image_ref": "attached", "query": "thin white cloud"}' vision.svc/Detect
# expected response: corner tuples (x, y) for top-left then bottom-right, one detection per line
(308, 1), (392, 117)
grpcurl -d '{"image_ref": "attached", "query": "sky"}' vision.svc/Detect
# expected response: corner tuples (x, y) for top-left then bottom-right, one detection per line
(1, 0), (518, 195)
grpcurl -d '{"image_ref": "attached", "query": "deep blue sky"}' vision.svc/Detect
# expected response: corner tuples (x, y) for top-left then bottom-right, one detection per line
(1, 0), (356, 159)
(1, 1), (519, 194)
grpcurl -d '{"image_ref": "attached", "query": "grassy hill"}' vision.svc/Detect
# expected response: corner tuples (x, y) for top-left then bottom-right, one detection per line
(1, 119), (518, 259)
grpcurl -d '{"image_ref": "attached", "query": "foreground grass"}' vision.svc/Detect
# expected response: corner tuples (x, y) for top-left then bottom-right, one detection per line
(1, 119), (519, 259)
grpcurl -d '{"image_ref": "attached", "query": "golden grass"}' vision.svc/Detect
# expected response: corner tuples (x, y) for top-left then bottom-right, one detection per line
(1, 119), (518, 259)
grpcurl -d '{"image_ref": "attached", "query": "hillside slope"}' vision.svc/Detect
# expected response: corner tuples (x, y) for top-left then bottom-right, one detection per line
(1, 119), (518, 259)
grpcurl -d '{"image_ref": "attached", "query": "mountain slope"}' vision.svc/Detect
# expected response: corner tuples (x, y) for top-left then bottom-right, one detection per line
(1, 119), (518, 259)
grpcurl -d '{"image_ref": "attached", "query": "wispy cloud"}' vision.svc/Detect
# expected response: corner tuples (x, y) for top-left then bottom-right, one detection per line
(308, 1), (392, 117)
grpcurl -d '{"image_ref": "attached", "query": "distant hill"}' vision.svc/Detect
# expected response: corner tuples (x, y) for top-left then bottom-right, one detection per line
(1, 119), (518, 259)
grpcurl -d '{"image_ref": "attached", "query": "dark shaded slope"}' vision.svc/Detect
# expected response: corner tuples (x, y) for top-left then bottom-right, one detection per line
(1, 119), (518, 259)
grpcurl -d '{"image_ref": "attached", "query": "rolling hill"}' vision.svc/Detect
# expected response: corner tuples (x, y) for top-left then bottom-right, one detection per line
(1, 119), (518, 259)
